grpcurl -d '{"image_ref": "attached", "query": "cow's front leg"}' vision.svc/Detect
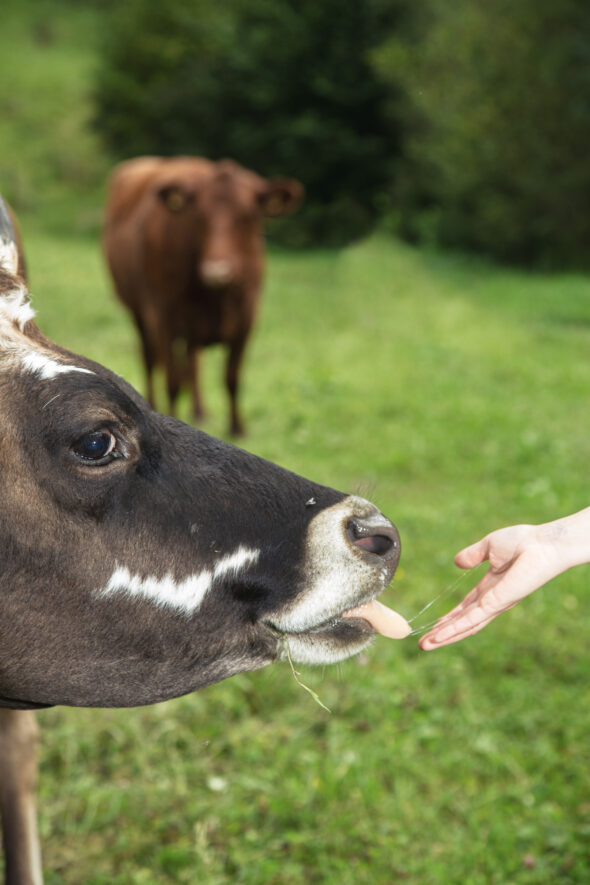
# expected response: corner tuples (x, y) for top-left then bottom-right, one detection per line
(0, 710), (43, 885)
(189, 347), (207, 422)
(225, 336), (248, 436)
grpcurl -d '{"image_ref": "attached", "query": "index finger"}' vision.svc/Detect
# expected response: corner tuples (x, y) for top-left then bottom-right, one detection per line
(419, 605), (500, 649)
(419, 588), (504, 646)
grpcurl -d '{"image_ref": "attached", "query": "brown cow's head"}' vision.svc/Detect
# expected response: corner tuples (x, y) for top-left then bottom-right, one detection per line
(156, 160), (303, 288)
(0, 196), (409, 711)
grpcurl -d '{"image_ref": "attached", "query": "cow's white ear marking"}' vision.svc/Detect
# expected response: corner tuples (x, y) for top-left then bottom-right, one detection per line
(0, 237), (19, 275)
(99, 547), (261, 614)
(20, 351), (94, 380)
(0, 284), (36, 330)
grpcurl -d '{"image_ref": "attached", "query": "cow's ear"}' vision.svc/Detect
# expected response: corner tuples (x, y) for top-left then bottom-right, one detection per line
(157, 184), (193, 213)
(0, 199), (20, 276)
(259, 179), (304, 218)
(0, 198), (35, 337)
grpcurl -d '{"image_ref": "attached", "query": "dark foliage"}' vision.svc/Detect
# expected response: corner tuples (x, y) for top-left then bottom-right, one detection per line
(374, 0), (590, 268)
(94, 0), (401, 246)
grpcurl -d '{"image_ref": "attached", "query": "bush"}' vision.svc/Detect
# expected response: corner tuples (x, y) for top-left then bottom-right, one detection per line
(374, 0), (590, 268)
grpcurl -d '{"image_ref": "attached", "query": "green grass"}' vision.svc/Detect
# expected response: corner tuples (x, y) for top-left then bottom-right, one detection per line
(15, 225), (590, 885)
(0, 0), (108, 230)
(2, 3), (590, 883)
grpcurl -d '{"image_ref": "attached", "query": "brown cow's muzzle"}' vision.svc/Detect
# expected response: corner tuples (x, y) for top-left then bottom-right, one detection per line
(200, 258), (235, 288)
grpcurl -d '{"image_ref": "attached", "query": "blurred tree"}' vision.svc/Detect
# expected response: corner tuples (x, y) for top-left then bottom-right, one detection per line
(94, 0), (401, 246)
(374, 0), (590, 268)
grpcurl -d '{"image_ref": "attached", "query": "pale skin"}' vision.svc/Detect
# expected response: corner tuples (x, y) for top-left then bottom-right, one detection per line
(419, 506), (590, 650)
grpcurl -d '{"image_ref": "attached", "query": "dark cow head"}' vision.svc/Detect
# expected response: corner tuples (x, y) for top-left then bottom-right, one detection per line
(156, 159), (302, 288)
(0, 198), (408, 711)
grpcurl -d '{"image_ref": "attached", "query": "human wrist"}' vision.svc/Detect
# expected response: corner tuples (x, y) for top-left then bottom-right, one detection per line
(538, 507), (590, 572)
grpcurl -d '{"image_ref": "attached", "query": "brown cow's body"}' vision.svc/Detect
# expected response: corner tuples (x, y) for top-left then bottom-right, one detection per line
(103, 156), (302, 434)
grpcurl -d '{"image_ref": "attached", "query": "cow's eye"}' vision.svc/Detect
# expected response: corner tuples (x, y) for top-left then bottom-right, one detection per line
(72, 431), (117, 463)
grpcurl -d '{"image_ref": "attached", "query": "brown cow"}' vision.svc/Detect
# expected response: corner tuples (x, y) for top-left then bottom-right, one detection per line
(103, 156), (303, 435)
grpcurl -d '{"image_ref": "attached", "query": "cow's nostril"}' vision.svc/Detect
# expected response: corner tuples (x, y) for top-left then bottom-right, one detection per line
(352, 534), (394, 556)
(346, 516), (400, 561)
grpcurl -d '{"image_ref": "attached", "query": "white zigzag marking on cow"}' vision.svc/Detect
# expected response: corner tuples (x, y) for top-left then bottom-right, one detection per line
(99, 547), (261, 614)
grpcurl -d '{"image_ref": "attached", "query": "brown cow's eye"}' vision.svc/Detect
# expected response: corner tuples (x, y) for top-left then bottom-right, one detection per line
(72, 431), (117, 463)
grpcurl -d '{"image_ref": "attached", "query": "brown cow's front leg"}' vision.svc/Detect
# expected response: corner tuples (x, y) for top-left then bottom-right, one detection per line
(225, 336), (247, 436)
(137, 303), (162, 411)
(0, 710), (43, 885)
(189, 348), (206, 422)
(165, 360), (181, 418)
(159, 337), (181, 418)
(135, 321), (156, 409)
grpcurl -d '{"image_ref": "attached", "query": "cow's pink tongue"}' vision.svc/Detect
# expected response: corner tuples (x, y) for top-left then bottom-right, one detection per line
(342, 600), (411, 639)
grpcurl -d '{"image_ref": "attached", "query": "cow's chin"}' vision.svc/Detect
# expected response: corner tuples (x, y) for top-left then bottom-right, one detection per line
(273, 616), (377, 666)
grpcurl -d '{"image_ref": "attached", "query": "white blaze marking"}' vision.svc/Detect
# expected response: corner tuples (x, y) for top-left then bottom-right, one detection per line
(99, 546), (260, 614)
(20, 350), (94, 380)
(103, 566), (213, 612)
(212, 546), (260, 581)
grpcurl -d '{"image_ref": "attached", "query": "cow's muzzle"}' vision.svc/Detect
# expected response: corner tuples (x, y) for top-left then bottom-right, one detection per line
(200, 258), (234, 288)
(265, 496), (409, 664)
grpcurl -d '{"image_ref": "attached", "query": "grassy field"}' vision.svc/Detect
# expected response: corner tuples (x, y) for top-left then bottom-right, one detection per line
(2, 2), (590, 883)
(12, 223), (590, 885)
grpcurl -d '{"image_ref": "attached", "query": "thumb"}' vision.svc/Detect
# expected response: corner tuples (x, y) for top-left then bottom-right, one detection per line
(454, 537), (490, 570)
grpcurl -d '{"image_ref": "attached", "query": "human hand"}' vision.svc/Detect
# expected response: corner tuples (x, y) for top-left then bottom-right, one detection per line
(419, 509), (590, 650)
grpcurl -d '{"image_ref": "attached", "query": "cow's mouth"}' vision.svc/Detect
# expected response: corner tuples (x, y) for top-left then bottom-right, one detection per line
(268, 596), (411, 665)
(299, 597), (410, 639)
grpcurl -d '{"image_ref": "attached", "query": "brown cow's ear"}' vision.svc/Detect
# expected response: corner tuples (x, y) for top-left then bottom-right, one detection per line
(259, 179), (304, 218)
(157, 184), (193, 213)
